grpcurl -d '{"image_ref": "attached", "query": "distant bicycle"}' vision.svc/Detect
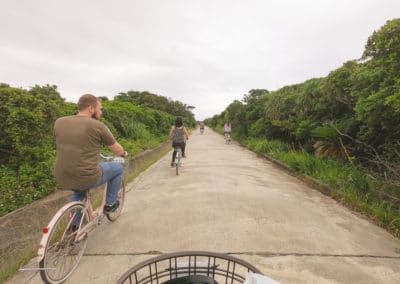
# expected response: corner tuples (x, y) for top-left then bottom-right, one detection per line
(173, 146), (183, 176)
(199, 122), (205, 134)
(225, 133), (231, 144)
(117, 251), (280, 284)
(36, 154), (126, 284)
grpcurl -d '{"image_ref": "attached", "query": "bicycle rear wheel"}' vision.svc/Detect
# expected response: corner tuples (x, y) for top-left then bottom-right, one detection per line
(39, 203), (89, 284)
(107, 178), (126, 221)
(175, 151), (181, 176)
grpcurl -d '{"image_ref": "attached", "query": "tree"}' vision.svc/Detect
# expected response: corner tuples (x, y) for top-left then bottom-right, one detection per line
(115, 90), (196, 127)
(354, 18), (400, 163)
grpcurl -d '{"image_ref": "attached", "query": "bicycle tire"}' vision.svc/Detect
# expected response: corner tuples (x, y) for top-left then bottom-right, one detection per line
(39, 203), (89, 284)
(107, 178), (126, 221)
(175, 149), (181, 176)
(164, 275), (216, 284)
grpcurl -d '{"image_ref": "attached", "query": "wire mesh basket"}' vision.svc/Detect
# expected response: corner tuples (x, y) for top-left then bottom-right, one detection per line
(117, 251), (262, 284)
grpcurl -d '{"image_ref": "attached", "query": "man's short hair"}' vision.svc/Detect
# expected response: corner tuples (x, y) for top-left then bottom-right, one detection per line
(77, 94), (100, 111)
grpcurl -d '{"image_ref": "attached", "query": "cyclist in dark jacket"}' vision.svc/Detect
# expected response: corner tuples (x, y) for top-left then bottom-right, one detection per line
(169, 117), (189, 166)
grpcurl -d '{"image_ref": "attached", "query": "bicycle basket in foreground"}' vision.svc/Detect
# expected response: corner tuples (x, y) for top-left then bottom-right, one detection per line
(117, 251), (262, 284)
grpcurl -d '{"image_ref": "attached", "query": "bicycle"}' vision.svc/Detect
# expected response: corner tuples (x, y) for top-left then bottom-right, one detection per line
(200, 128), (204, 134)
(117, 251), (273, 284)
(174, 146), (183, 176)
(225, 133), (231, 144)
(36, 154), (127, 284)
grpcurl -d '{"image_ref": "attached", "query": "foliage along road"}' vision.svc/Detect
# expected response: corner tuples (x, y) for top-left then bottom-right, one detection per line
(10, 127), (400, 283)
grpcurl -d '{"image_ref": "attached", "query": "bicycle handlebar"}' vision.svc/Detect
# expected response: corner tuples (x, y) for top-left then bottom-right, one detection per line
(100, 153), (126, 163)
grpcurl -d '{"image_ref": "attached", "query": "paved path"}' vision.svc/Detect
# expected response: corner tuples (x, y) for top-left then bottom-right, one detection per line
(10, 127), (400, 283)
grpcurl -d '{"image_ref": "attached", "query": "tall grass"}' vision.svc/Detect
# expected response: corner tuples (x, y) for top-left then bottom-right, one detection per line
(242, 137), (400, 237)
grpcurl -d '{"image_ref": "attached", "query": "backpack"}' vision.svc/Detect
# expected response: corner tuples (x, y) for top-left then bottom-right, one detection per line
(172, 127), (185, 143)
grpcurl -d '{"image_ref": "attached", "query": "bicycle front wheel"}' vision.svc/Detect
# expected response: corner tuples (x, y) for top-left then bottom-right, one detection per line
(40, 203), (89, 284)
(107, 178), (126, 221)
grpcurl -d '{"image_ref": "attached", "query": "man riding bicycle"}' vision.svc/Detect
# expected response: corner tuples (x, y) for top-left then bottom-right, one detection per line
(169, 116), (189, 166)
(54, 94), (128, 214)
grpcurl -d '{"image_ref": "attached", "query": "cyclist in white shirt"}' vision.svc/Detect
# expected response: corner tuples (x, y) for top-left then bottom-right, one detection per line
(224, 121), (231, 139)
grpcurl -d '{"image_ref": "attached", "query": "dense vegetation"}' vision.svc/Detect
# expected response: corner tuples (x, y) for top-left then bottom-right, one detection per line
(115, 90), (196, 126)
(206, 19), (400, 236)
(0, 86), (195, 216)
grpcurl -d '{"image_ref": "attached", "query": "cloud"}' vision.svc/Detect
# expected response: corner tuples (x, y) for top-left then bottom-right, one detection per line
(1, 0), (400, 120)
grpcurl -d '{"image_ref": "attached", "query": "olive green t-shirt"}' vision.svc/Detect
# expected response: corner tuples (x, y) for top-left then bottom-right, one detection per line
(54, 115), (116, 190)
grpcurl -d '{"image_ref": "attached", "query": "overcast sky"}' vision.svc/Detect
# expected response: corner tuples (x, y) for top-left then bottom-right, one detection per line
(1, 0), (399, 120)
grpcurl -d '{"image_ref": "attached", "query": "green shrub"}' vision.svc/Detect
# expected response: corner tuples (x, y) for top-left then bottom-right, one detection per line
(0, 84), (184, 217)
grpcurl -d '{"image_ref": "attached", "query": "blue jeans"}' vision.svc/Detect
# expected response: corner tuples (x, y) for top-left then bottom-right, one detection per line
(71, 162), (124, 206)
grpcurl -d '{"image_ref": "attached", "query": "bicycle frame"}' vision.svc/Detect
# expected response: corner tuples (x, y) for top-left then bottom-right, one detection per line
(174, 147), (182, 163)
(37, 185), (108, 262)
(174, 147), (182, 175)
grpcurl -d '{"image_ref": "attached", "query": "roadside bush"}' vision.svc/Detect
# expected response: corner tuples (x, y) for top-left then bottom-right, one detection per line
(0, 84), (182, 217)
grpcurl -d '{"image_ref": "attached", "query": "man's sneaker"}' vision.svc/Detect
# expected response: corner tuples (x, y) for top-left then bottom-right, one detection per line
(104, 200), (119, 214)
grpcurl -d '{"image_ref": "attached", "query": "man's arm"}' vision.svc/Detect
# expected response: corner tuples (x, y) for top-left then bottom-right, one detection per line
(108, 142), (127, 157)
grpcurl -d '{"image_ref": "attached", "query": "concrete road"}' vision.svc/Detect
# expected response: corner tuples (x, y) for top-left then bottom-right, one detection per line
(11, 127), (400, 283)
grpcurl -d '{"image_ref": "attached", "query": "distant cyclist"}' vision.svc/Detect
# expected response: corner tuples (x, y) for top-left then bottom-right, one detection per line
(224, 121), (231, 140)
(199, 121), (205, 134)
(169, 117), (189, 166)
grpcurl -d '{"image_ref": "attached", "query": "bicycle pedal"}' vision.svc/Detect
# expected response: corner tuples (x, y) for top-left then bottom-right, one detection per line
(98, 215), (105, 225)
